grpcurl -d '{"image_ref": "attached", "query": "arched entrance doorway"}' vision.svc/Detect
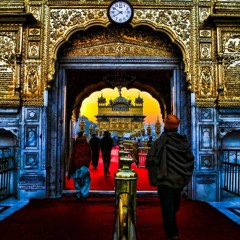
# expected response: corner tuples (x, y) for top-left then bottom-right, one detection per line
(46, 25), (191, 196)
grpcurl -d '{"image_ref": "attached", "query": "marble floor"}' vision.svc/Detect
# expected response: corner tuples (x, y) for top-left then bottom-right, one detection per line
(208, 197), (240, 225)
(0, 194), (240, 224)
(0, 197), (29, 221)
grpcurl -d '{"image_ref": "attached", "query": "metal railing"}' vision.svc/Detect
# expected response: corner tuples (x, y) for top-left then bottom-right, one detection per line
(221, 149), (240, 196)
(122, 140), (150, 168)
(0, 147), (14, 200)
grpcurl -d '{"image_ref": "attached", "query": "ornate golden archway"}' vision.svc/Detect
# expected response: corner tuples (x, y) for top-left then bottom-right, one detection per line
(47, 7), (192, 89)
(56, 25), (184, 120)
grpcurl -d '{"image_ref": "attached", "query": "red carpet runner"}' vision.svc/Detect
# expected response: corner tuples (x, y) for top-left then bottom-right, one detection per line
(0, 196), (239, 240)
(65, 146), (156, 191)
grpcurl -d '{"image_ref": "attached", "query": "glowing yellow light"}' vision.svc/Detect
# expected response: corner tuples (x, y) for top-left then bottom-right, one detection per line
(80, 87), (162, 124)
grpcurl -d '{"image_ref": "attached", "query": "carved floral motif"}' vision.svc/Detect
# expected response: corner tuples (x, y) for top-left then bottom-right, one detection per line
(220, 31), (240, 100)
(59, 26), (181, 57)
(200, 29), (211, 38)
(200, 43), (211, 59)
(26, 66), (39, 94)
(200, 66), (213, 96)
(28, 42), (40, 58)
(0, 32), (17, 100)
(49, 9), (104, 45)
(199, 7), (210, 23)
(222, 31), (240, 68)
(49, 8), (190, 48)
(0, 33), (16, 69)
(223, 32), (240, 53)
(29, 6), (41, 21)
(135, 9), (191, 46)
(48, 8), (191, 81)
(29, 28), (41, 36)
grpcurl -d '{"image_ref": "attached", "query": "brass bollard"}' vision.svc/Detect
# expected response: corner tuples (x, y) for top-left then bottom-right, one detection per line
(118, 144), (125, 169)
(113, 156), (138, 240)
(118, 147), (130, 169)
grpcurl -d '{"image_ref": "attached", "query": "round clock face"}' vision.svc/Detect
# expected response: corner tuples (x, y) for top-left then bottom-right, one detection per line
(108, 0), (134, 24)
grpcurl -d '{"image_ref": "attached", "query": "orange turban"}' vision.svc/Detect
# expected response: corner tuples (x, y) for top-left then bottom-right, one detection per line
(164, 114), (180, 131)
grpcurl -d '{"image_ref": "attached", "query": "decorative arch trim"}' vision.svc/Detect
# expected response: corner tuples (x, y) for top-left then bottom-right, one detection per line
(47, 7), (191, 84)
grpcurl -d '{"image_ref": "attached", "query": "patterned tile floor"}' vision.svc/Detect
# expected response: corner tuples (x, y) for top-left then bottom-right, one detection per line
(0, 194), (240, 224)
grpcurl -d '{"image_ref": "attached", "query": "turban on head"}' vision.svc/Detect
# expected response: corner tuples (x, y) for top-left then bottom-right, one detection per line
(164, 114), (180, 131)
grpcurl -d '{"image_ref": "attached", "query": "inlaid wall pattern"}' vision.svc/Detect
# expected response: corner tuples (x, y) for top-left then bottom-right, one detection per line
(24, 153), (39, 169)
(25, 126), (38, 148)
(25, 108), (39, 122)
(200, 108), (214, 121)
(200, 125), (213, 150)
(200, 155), (215, 170)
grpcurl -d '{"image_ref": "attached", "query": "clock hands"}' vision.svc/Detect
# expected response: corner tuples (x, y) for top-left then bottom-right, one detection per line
(113, 12), (123, 17)
(113, 7), (121, 12)
(112, 7), (123, 16)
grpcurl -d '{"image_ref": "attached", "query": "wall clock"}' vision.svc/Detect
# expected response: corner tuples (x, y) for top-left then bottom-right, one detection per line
(107, 0), (134, 24)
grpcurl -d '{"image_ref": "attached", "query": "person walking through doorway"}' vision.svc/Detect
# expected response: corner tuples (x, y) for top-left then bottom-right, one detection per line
(100, 131), (114, 176)
(68, 131), (92, 199)
(146, 114), (194, 240)
(89, 133), (100, 169)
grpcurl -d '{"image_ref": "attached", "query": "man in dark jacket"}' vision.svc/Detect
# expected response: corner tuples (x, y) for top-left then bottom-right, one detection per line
(89, 133), (100, 169)
(147, 114), (194, 240)
(100, 131), (114, 175)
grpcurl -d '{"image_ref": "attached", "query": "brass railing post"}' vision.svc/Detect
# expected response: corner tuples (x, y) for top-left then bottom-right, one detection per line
(118, 142), (125, 169)
(113, 156), (138, 240)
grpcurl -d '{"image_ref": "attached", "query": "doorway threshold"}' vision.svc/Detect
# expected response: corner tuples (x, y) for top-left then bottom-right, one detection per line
(62, 190), (158, 197)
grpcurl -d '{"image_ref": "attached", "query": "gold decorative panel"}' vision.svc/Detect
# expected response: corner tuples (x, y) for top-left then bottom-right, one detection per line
(47, 7), (191, 82)
(199, 7), (211, 24)
(25, 65), (40, 94)
(200, 43), (212, 60)
(220, 30), (240, 104)
(29, 6), (41, 21)
(0, 1), (239, 108)
(0, 26), (22, 105)
(58, 26), (182, 57)
(28, 41), (40, 58)
(199, 29), (212, 38)
(199, 66), (214, 97)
